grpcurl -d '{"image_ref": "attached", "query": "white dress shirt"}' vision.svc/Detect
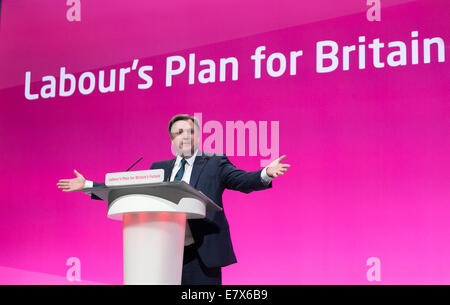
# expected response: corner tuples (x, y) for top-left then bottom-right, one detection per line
(84, 150), (273, 246)
(170, 150), (199, 246)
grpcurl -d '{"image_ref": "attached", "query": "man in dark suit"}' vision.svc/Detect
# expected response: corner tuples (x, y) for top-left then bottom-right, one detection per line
(57, 114), (290, 284)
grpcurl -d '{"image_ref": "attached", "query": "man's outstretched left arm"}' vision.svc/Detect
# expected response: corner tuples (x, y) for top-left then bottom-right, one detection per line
(220, 155), (290, 193)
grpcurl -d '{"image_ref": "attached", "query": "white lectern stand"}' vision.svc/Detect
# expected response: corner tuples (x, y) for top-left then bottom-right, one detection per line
(82, 181), (222, 285)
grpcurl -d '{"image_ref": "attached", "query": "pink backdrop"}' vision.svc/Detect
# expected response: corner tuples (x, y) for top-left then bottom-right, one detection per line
(0, 0), (449, 284)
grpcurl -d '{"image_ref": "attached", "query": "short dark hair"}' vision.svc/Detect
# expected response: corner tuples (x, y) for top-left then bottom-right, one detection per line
(168, 114), (200, 135)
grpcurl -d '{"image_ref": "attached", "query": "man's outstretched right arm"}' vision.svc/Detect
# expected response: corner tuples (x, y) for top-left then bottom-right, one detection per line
(57, 170), (104, 200)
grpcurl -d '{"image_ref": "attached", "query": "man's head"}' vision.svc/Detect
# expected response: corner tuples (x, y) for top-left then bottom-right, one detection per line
(168, 114), (200, 157)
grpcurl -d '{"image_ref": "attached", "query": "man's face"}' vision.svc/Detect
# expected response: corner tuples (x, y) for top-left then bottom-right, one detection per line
(170, 119), (199, 157)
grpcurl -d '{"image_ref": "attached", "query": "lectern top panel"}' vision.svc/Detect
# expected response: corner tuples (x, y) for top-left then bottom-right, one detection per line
(82, 181), (222, 212)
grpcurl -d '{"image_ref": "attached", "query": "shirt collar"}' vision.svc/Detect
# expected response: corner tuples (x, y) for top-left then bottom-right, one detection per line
(176, 149), (199, 167)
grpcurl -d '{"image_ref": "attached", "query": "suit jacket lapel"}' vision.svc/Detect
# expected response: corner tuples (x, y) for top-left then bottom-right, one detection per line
(190, 151), (208, 187)
(164, 158), (176, 182)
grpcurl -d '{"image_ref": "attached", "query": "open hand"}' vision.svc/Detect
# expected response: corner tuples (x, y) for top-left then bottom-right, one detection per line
(266, 155), (291, 178)
(57, 169), (86, 192)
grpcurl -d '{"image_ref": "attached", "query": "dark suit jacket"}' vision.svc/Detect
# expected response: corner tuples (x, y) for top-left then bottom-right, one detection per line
(93, 151), (272, 268)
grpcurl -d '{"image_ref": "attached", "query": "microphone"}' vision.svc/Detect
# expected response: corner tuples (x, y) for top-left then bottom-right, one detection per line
(126, 157), (143, 172)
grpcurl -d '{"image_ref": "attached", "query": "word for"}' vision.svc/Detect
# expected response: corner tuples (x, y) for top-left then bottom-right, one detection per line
(251, 46), (303, 78)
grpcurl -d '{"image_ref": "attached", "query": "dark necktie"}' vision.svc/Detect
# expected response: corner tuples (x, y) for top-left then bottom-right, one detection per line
(173, 158), (187, 181)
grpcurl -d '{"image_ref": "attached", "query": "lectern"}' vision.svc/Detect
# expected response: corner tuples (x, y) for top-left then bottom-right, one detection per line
(82, 180), (222, 285)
